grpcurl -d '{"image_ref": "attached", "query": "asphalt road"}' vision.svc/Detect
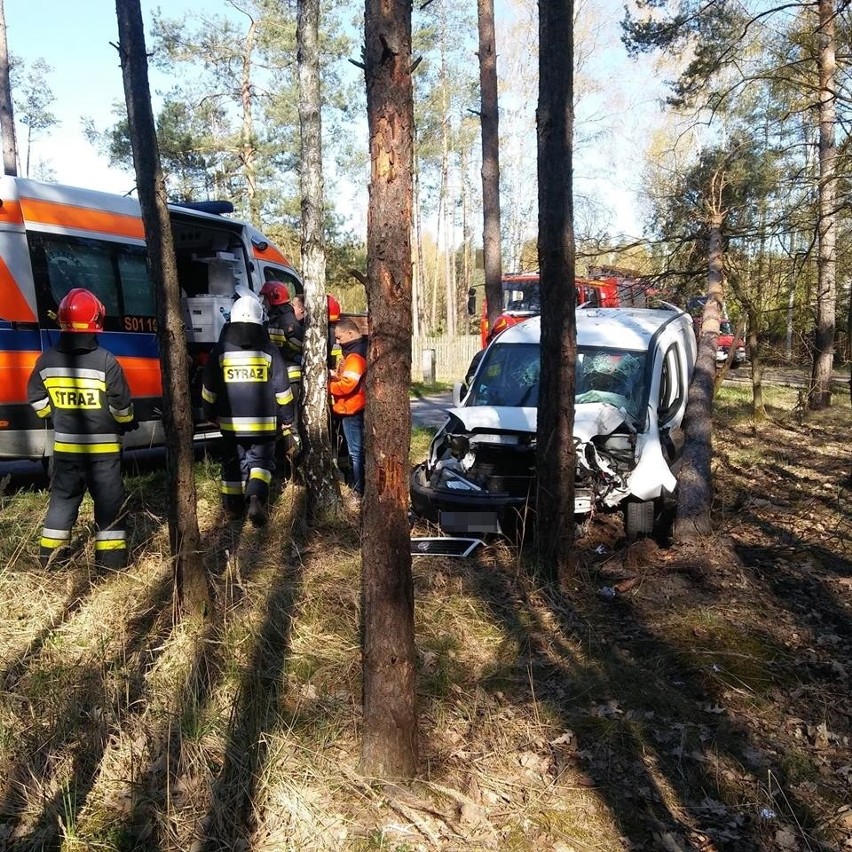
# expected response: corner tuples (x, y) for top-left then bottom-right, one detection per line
(410, 392), (455, 429)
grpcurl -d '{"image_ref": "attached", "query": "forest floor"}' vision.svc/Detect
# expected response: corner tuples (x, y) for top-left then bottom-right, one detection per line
(0, 382), (850, 852)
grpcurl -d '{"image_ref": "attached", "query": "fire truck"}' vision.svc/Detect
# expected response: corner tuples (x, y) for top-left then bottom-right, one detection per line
(478, 267), (655, 348)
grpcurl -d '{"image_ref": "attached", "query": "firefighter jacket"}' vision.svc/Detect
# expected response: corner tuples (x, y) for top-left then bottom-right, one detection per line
(328, 326), (343, 370)
(329, 335), (367, 416)
(27, 333), (135, 457)
(266, 302), (304, 385)
(202, 322), (294, 438)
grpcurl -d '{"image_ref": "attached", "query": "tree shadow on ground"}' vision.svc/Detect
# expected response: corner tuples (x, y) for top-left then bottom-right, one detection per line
(422, 535), (842, 850)
(0, 559), (175, 851)
(122, 485), (307, 851)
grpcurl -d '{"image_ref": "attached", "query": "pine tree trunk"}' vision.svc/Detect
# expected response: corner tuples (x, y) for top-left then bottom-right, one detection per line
(809, 0), (837, 410)
(673, 212), (724, 543)
(240, 19), (260, 228)
(297, 0), (339, 520)
(0, 0), (18, 176)
(115, 0), (209, 617)
(477, 0), (502, 332)
(748, 309), (765, 419)
(361, 0), (418, 778)
(535, 0), (576, 583)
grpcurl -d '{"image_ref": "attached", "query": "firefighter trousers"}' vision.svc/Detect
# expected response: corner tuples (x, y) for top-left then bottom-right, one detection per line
(40, 455), (127, 569)
(220, 437), (276, 514)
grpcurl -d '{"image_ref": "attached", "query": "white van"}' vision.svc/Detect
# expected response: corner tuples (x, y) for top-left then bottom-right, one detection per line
(410, 306), (698, 540)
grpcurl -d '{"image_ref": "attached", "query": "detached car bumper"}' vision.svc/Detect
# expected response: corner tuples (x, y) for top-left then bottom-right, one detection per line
(410, 463), (531, 534)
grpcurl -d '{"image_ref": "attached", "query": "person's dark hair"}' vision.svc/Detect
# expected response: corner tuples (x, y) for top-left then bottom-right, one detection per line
(336, 317), (360, 335)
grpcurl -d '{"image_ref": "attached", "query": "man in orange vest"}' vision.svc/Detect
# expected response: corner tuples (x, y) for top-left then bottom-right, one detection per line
(328, 317), (367, 496)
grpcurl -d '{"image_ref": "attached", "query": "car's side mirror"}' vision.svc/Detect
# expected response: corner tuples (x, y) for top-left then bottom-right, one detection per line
(452, 380), (466, 407)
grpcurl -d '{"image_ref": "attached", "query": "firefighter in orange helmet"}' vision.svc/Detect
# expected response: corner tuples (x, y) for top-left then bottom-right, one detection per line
(27, 288), (136, 568)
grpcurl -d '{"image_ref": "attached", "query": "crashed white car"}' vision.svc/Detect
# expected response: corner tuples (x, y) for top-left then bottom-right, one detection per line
(409, 307), (697, 539)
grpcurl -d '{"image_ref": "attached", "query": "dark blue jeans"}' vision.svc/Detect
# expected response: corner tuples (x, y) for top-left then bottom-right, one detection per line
(340, 410), (364, 495)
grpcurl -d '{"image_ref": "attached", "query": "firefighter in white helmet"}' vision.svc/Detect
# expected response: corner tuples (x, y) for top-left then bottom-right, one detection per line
(27, 288), (136, 568)
(202, 295), (294, 526)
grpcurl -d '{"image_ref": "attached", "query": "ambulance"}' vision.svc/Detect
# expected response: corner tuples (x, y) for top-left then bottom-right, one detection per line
(0, 175), (303, 461)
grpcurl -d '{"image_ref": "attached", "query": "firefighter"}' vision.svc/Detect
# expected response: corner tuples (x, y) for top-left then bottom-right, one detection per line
(202, 295), (294, 526)
(259, 281), (304, 470)
(27, 288), (136, 569)
(327, 294), (343, 369)
(260, 280), (304, 392)
(325, 294), (346, 468)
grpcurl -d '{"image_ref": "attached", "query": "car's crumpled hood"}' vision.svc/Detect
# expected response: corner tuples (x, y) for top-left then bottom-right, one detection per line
(444, 403), (629, 439)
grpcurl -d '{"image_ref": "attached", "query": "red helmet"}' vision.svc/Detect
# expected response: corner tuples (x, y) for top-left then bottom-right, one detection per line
(327, 294), (341, 322)
(58, 288), (106, 333)
(260, 280), (290, 306)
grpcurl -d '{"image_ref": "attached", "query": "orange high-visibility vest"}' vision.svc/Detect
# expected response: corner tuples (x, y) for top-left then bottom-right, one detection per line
(329, 352), (366, 415)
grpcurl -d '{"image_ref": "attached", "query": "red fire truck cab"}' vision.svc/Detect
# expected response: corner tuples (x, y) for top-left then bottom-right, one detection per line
(478, 268), (654, 348)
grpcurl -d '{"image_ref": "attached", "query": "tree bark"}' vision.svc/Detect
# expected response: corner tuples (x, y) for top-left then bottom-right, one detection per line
(673, 212), (724, 543)
(477, 0), (502, 333)
(115, 0), (210, 618)
(361, 0), (418, 778)
(0, 0), (18, 176)
(747, 308), (765, 419)
(239, 17), (260, 228)
(297, 0), (340, 519)
(535, 0), (576, 583)
(809, 0), (837, 410)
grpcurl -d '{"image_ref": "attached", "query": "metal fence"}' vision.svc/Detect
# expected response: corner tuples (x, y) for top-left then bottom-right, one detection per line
(411, 335), (480, 383)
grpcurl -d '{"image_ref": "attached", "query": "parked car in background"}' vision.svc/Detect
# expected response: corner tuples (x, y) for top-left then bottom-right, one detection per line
(716, 319), (747, 367)
(410, 307), (697, 540)
(686, 296), (746, 368)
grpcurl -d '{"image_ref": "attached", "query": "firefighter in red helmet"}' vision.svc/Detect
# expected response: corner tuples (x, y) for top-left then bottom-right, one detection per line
(327, 294), (343, 368)
(259, 280), (304, 472)
(259, 280), (304, 388)
(27, 288), (136, 568)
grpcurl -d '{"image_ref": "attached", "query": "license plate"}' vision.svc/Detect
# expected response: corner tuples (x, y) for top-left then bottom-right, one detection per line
(439, 511), (501, 534)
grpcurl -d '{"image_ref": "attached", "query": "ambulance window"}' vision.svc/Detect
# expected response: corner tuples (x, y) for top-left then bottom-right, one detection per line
(118, 251), (155, 316)
(29, 233), (155, 326)
(43, 239), (120, 317)
(263, 266), (302, 297)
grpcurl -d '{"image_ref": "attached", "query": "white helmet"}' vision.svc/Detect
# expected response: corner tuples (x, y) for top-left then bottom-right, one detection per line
(230, 295), (266, 325)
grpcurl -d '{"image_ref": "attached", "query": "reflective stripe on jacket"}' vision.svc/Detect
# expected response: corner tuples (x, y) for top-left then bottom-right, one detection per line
(27, 336), (134, 457)
(201, 323), (294, 438)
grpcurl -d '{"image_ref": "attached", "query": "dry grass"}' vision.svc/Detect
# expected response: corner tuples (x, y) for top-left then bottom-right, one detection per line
(0, 384), (851, 851)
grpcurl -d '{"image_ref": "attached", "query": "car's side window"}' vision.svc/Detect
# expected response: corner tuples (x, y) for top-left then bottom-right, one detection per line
(658, 344), (684, 424)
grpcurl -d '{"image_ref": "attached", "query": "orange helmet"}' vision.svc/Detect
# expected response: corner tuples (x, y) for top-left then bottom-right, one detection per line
(58, 288), (106, 333)
(327, 294), (341, 323)
(260, 280), (290, 306)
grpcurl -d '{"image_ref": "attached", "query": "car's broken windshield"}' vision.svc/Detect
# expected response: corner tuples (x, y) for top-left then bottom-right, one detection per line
(467, 343), (646, 419)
